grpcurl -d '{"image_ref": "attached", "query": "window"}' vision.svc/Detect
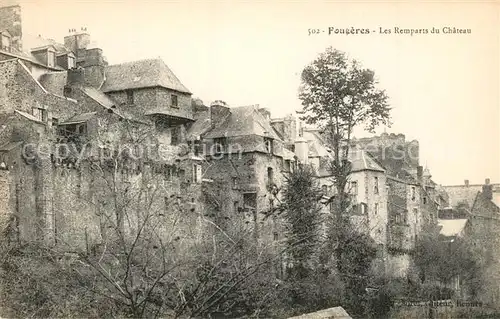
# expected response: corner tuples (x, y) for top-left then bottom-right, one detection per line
(361, 203), (367, 214)
(403, 210), (408, 224)
(413, 208), (418, 219)
(126, 90), (134, 105)
(32, 107), (44, 121)
(51, 117), (59, 127)
(68, 55), (75, 69)
(321, 185), (328, 196)
(264, 137), (273, 154)
(395, 212), (402, 224)
(411, 187), (416, 201)
(352, 204), (358, 214)
(47, 50), (55, 67)
(374, 176), (379, 194)
(171, 94), (178, 108)
(193, 164), (202, 183)
(192, 140), (202, 156)
(232, 177), (238, 188)
(1, 33), (11, 51)
(213, 137), (227, 154)
(163, 196), (169, 215)
(171, 126), (181, 145)
(267, 167), (274, 185)
(351, 181), (358, 195)
(376, 244), (384, 259)
(273, 232), (279, 241)
(234, 201), (239, 213)
(374, 203), (379, 215)
(243, 192), (257, 211)
(178, 169), (186, 181)
(165, 165), (174, 181)
(283, 159), (291, 172)
(423, 196), (427, 204)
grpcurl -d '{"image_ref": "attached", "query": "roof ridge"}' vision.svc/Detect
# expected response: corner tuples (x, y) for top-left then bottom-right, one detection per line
(106, 57), (163, 68)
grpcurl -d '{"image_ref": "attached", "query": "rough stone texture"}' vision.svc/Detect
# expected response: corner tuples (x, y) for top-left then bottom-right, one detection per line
(107, 87), (193, 121)
(444, 182), (500, 209)
(468, 192), (500, 307)
(0, 5), (22, 53)
(0, 169), (13, 235)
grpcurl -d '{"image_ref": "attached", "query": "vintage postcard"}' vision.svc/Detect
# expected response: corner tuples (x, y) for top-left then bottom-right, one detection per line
(0, 1), (498, 318)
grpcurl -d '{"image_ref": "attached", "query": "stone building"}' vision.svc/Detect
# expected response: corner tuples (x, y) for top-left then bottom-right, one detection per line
(442, 179), (500, 308)
(351, 133), (443, 278)
(187, 102), (296, 247)
(0, 3), (206, 252)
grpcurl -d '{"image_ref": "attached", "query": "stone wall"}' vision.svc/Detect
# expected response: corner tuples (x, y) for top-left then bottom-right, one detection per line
(107, 87), (193, 120)
(0, 5), (22, 53)
(468, 192), (500, 307)
(0, 59), (80, 120)
(354, 133), (420, 174)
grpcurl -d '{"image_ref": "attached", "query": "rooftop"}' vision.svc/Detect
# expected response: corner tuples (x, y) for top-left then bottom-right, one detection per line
(204, 105), (282, 140)
(438, 218), (468, 238)
(100, 58), (191, 94)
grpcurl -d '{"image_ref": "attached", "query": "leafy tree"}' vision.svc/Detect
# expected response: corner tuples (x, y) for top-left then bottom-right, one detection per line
(298, 47), (391, 317)
(414, 230), (480, 299)
(281, 164), (323, 278)
(299, 46), (391, 225)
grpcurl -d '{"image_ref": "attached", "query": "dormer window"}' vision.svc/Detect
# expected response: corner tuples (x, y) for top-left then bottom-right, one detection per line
(68, 55), (75, 69)
(1, 31), (11, 52)
(126, 90), (134, 105)
(264, 137), (273, 154)
(171, 94), (178, 108)
(47, 50), (55, 67)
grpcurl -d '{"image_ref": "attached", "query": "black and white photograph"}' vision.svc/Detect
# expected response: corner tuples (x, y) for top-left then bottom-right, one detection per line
(0, 1), (498, 318)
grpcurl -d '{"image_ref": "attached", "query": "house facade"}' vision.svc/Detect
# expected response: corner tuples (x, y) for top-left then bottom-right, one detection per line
(0, 4), (206, 252)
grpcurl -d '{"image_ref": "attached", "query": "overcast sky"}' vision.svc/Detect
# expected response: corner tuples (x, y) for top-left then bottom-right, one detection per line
(4, 0), (500, 186)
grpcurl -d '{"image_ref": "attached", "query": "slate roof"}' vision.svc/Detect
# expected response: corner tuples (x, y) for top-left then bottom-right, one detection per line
(186, 110), (212, 140)
(60, 112), (97, 125)
(14, 110), (44, 125)
(100, 58), (191, 94)
(204, 105), (282, 140)
(349, 149), (385, 173)
(303, 129), (332, 158)
(438, 218), (468, 238)
(23, 34), (69, 55)
(81, 86), (115, 108)
(442, 184), (497, 208)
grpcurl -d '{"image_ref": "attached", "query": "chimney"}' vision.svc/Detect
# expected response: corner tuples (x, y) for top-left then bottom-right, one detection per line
(64, 32), (91, 62)
(464, 179), (469, 187)
(283, 114), (297, 145)
(294, 136), (309, 164)
(483, 178), (493, 200)
(210, 100), (230, 128)
(417, 166), (423, 184)
(82, 48), (106, 88)
(64, 66), (85, 96)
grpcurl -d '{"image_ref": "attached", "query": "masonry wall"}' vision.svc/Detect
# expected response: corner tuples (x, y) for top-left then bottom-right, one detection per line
(0, 5), (22, 52)
(468, 193), (500, 308)
(354, 133), (420, 175)
(0, 170), (13, 233)
(202, 147), (287, 248)
(0, 59), (80, 120)
(386, 177), (415, 278)
(107, 87), (193, 120)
